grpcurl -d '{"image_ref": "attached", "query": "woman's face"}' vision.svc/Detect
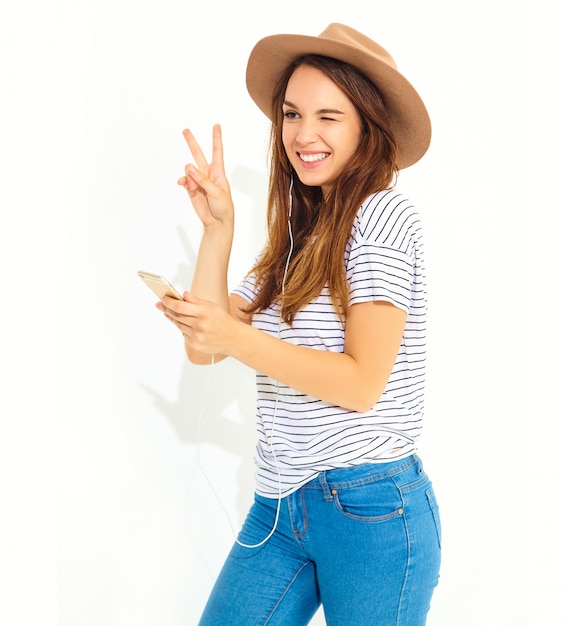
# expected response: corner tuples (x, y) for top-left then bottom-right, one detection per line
(282, 64), (362, 195)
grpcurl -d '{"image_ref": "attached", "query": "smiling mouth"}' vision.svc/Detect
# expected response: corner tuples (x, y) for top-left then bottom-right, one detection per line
(298, 152), (330, 163)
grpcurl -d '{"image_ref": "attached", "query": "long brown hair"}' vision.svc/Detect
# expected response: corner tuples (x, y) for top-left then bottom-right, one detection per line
(245, 54), (399, 325)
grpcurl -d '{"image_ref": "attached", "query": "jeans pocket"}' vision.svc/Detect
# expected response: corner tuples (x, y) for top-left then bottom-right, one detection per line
(333, 478), (404, 522)
(426, 487), (442, 548)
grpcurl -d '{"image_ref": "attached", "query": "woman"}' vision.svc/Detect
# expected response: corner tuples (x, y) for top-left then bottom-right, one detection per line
(158, 23), (441, 626)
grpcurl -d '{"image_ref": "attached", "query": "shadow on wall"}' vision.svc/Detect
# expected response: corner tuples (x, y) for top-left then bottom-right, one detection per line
(138, 163), (267, 523)
(140, 356), (257, 522)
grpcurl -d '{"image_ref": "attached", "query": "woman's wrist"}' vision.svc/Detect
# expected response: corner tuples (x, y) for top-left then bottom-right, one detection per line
(201, 219), (234, 244)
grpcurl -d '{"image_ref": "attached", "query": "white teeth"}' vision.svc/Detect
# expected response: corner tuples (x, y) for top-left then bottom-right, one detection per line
(299, 152), (329, 162)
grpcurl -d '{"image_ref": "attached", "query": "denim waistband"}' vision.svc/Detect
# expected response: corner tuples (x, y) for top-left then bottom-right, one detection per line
(301, 454), (421, 493)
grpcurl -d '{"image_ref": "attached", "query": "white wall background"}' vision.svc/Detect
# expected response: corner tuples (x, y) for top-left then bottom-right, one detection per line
(1, 1), (564, 625)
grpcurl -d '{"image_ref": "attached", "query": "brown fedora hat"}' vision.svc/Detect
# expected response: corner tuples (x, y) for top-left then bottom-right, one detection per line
(246, 23), (431, 169)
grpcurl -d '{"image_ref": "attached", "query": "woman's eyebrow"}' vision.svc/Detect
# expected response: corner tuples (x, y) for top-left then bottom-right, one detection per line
(283, 100), (345, 115)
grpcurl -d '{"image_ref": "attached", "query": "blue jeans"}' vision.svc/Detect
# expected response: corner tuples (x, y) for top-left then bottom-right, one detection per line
(199, 455), (441, 625)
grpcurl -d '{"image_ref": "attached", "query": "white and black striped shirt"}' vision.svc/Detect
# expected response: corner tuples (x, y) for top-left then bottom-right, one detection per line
(233, 189), (427, 498)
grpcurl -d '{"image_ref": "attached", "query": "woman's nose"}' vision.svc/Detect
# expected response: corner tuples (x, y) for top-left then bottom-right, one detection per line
(295, 119), (318, 145)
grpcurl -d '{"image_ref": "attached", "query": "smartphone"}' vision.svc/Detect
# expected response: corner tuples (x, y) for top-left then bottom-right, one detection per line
(137, 270), (183, 300)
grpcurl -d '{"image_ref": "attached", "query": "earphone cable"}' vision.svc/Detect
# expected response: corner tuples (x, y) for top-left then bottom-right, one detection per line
(195, 177), (294, 548)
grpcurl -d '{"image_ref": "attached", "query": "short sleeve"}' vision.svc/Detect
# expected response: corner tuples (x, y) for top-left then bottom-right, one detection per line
(232, 272), (257, 304)
(345, 190), (422, 313)
(346, 243), (413, 311)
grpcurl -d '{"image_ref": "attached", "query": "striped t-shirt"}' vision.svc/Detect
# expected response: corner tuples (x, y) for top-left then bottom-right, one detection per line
(233, 189), (427, 498)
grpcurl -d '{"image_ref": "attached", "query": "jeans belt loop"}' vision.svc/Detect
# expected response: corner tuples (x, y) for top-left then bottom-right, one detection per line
(318, 471), (333, 502)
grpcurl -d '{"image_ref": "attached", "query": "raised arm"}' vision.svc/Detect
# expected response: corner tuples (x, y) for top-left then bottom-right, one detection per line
(161, 125), (247, 364)
(178, 125), (233, 309)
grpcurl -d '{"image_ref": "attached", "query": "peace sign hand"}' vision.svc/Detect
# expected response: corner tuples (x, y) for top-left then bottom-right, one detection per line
(177, 124), (234, 231)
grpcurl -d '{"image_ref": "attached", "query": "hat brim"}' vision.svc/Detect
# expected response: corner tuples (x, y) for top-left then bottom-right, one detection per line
(246, 25), (431, 169)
